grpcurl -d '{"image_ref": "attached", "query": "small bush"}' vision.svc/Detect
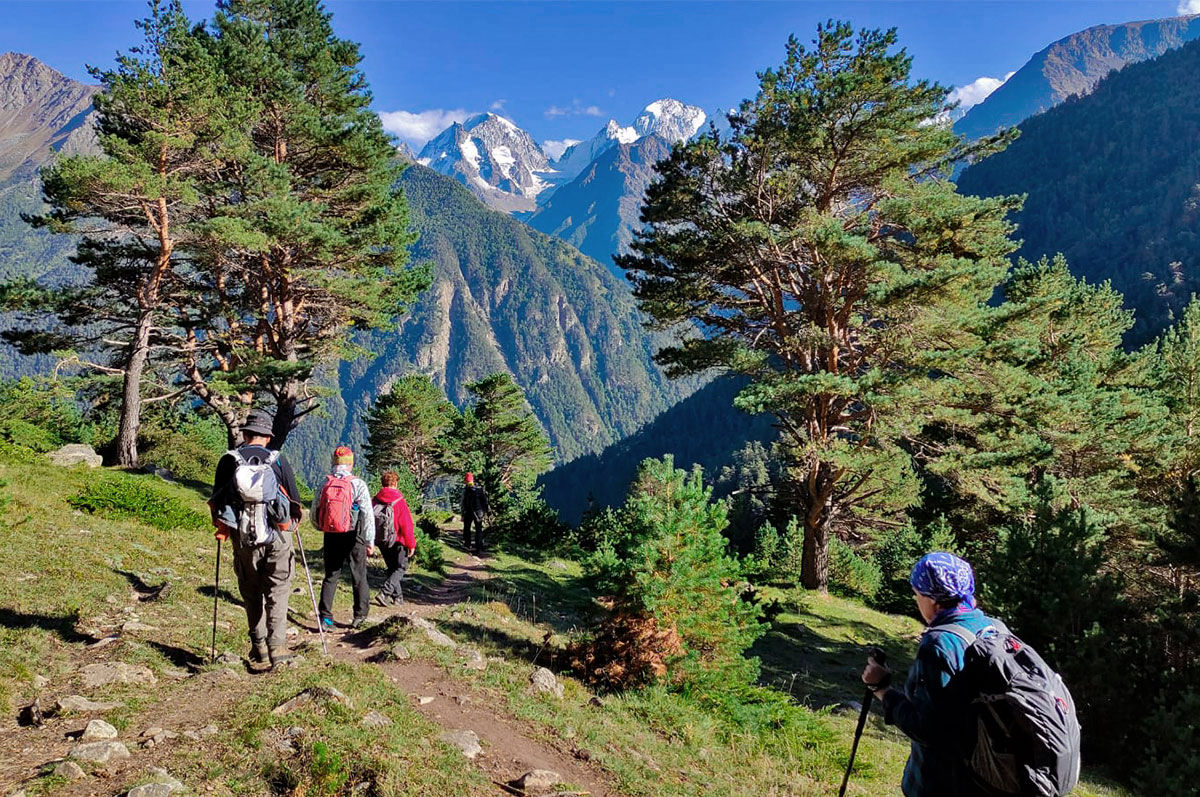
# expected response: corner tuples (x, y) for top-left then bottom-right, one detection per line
(69, 472), (207, 532)
(828, 537), (882, 601)
(0, 418), (60, 452)
(415, 515), (441, 540)
(1136, 688), (1200, 796)
(413, 528), (445, 574)
(138, 410), (227, 484)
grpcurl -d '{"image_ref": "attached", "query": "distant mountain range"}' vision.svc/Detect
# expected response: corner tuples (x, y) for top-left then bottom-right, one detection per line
(958, 36), (1200, 347)
(0, 53), (694, 483)
(956, 14), (1200, 141)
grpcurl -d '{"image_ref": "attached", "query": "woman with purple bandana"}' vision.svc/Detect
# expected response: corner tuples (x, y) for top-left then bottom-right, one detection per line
(860, 552), (997, 796)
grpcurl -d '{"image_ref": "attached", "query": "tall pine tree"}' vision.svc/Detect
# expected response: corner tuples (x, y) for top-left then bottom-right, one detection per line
(365, 374), (458, 494)
(619, 23), (1019, 589)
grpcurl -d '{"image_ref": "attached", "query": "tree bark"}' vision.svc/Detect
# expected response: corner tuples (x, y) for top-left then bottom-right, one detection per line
(800, 507), (831, 591)
(115, 310), (154, 467)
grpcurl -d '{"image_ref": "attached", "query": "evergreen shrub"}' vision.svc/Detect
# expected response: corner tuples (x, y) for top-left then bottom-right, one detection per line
(828, 537), (882, 601)
(70, 472), (207, 532)
(1137, 688), (1200, 796)
(571, 457), (765, 692)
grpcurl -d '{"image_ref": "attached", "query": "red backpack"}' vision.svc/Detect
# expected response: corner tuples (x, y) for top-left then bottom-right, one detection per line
(317, 475), (354, 533)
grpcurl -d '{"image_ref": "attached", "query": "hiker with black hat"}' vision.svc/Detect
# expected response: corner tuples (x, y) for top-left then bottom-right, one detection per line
(209, 409), (303, 667)
(460, 472), (490, 554)
(313, 445), (374, 629)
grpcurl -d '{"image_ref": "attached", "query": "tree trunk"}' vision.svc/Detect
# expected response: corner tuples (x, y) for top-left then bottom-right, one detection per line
(272, 383), (299, 451)
(115, 310), (154, 467)
(800, 511), (831, 591)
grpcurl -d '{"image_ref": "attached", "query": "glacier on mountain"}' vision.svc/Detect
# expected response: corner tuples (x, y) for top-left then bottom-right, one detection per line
(552, 98), (705, 183)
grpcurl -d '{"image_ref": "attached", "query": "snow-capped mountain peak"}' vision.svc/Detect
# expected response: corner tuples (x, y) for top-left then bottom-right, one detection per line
(552, 98), (705, 183)
(633, 98), (706, 143)
(418, 112), (554, 212)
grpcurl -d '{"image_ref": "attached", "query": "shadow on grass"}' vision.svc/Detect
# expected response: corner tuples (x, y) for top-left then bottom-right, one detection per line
(751, 610), (915, 709)
(440, 617), (569, 673)
(145, 638), (206, 671)
(0, 607), (90, 644)
(469, 564), (598, 634)
(196, 584), (241, 607)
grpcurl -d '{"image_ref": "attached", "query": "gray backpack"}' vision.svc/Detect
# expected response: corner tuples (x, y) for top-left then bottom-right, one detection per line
(373, 498), (401, 549)
(228, 449), (288, 547)
(933, 622), (1081, 797)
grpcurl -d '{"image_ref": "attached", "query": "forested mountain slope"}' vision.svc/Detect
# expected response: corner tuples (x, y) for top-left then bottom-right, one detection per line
(955, 14), (1200, 141)
(957, 36), (1200, 345)
(288, 164), (696, 480)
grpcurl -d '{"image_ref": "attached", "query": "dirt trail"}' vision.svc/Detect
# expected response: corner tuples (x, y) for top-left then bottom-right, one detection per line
(327, 541), (622, 797)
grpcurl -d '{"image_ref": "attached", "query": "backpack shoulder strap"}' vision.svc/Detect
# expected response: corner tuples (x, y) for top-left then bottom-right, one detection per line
(928, 623), (978, 646)
(227, 449), (247, 466)
(265, 449), (281, 465)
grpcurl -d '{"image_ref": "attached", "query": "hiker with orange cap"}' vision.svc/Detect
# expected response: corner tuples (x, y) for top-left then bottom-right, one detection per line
(460, 472), (490, 554)
(313, 445), (374, 629)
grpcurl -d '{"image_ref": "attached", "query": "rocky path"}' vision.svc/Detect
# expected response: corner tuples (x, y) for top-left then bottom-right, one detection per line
(325, 541), (621, 796)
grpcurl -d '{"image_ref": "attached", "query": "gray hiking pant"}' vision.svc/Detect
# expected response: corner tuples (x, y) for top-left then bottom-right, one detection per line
(231, 533), (294, 650)
(380, 545), (409, 601)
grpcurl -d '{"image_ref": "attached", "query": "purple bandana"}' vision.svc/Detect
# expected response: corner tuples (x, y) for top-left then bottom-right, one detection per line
(910, 552), (977, 610)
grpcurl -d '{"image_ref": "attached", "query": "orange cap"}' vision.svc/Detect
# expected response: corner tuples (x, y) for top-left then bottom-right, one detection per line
(465, 472), (474, 484)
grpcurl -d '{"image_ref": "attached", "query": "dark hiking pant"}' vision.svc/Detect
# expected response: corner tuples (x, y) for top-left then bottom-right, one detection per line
(319, 532), (369, 623)
(379, 546), (409, 601)
(232, 533), (294, 650)
(463, 514), (486, 552)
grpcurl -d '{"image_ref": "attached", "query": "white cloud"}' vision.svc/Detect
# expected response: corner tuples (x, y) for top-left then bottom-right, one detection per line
(542, 138), (581, 160)
(948, 71), (1017, 113)
(378, 108), (471, 149)
(545, 99), (605, 119)
(1180, 1), (1200, 14)
(490, 99), (507, 111)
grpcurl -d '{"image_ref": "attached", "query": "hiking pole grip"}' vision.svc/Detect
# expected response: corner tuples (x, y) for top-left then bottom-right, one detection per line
(838, 647), (889, 797)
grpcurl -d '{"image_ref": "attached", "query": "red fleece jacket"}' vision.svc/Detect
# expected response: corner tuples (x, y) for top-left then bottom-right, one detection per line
(373, 487), (416, 550)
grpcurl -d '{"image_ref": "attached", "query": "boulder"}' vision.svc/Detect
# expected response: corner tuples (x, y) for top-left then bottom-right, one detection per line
(81, 662), (157, 688)
(48, 444), (102, 468)
(408, 617), (456, 649)
(69, 741), (130, 763)
(80, 719), (119, 741)
(56, 695), (121, 713)
(516, 770), (563, 794)
(528, 667), (563, 699)
(440, 729), (482, 759)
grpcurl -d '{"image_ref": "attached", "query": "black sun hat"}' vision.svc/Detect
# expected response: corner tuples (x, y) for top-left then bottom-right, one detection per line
(241, 409), (275, 437)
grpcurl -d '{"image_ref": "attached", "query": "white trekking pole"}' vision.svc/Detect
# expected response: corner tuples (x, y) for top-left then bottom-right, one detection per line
(292, 522), (328, 656)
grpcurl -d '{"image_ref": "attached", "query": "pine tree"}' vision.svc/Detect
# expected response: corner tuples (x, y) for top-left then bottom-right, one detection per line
(364, 374), (458, 494)
(618, 23), (1020, 589)
(450, 373), (552, 500)
(183, 0), (429, 444)
(3, 0), (231, 465)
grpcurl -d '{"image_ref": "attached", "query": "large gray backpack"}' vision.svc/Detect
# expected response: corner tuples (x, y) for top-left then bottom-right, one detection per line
(228, 448), (288, 547)
(933, 622), (1081, 797)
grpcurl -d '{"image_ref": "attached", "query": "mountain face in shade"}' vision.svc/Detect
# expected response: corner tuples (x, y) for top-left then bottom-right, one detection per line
(956, 37), (1200, 347)
(418, 112), (556, 212)
(286, 163), (697, 481)
(0, 53), (96, 292)
(955, 15), (1200, 141)
(526, 134), (672, 278)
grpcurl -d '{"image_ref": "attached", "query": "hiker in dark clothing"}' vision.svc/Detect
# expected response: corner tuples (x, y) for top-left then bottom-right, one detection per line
(860, 552), (996, 797)
(313, 445), (373, 629)
(372, 471), (416, 607)
(209, 409), (302, 667)
(460, 472), (490, 554)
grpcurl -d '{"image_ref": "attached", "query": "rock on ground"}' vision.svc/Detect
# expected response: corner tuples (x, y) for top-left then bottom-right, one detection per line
(56, 695), (121, 713)
(528, 667), (564, 699)
(69, 740), (130, 763)
(408, 617), (457, 649)
(272, 687), (353, 715)
(53, 761), (86, 781)
(81, 662), (157, 688)
(48, 444), (102, 467)
(127, 786), (172, 797)
(459, 647), (487, 671)
(439, 729), (482, 759)
(516, 770), (563, 794)
(80, 719), (119, 741)
(389, 642), (411, 660)
(361, 710), (393, 728)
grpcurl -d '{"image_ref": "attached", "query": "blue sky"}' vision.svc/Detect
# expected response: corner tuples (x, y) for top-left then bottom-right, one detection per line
(2, 1), (1194, 152)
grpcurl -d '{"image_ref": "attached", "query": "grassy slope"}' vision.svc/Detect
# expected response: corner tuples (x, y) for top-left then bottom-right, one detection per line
(0, 449), (1130, 796)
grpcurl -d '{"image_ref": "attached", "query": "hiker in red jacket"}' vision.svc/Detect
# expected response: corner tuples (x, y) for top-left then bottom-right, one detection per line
(372, 471), (416, 606)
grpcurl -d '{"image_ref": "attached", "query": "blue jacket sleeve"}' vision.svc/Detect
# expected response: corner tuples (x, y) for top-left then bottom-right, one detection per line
(881, 635), (962, 746)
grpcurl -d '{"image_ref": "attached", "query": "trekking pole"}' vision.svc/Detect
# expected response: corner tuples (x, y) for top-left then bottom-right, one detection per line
(292, 523), (328, 656)
(838, 647), (887, 797)
(210, 537), (222, 664)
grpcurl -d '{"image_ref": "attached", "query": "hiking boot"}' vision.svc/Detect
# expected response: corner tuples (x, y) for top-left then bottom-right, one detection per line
(268, 648), (295, 667)
(373, 593), (393, 608)
(249, 640), (270, 664)
(350, 617), (367, 630)
(320, 617), (334, 630)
